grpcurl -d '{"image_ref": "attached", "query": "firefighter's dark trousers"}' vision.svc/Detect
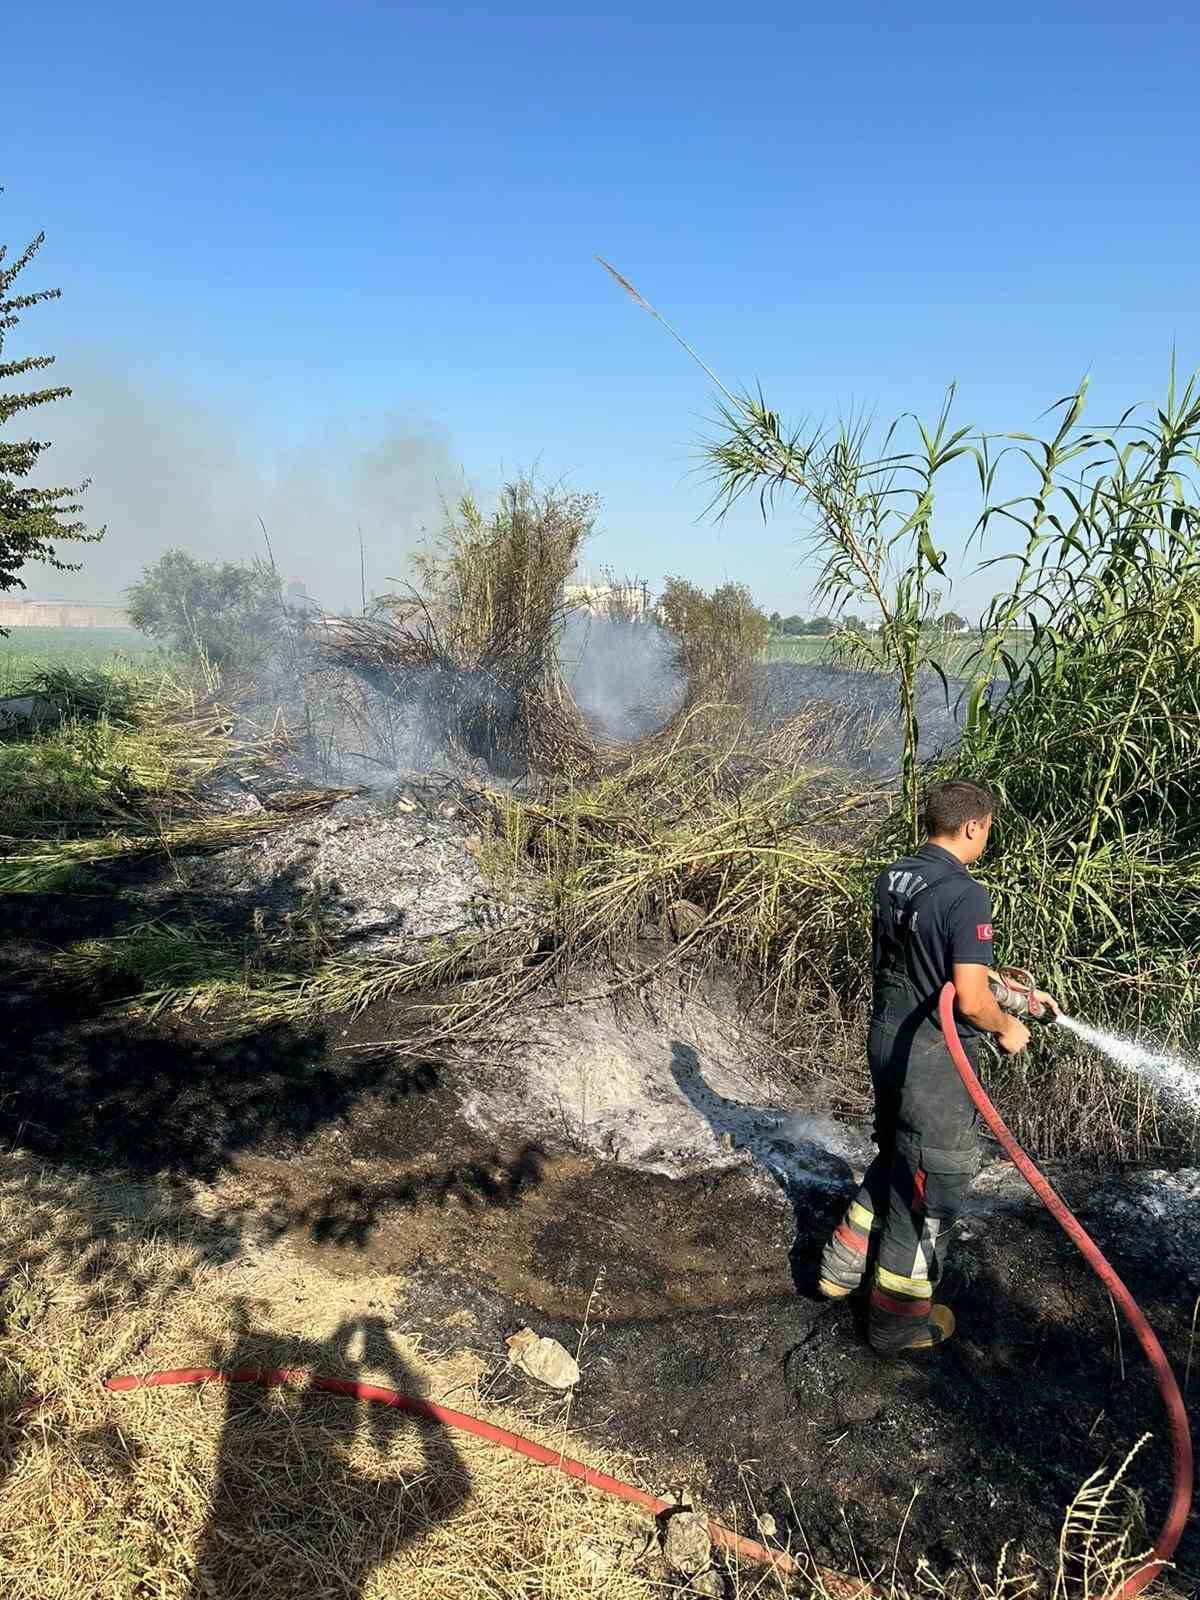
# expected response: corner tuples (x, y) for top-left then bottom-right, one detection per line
(820, 1016), (981, 1352)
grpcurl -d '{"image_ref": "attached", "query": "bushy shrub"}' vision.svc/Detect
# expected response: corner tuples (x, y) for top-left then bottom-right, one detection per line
(127, 550), (287, 676)
(330, 479), (599, 775)
(658, 576), (768, 702)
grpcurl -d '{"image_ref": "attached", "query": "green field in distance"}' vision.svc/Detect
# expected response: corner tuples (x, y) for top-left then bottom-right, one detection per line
(0, 626), (162, 693)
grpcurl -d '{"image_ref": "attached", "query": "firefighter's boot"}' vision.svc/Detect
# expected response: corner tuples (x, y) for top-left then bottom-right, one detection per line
(818, 1198), (880, 1298)
(868, 1290), (956, 1353)
(894, 1302), (955, 1351)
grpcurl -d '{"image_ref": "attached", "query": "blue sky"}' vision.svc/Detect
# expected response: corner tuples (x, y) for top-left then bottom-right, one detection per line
(4, 1), (1198, 612)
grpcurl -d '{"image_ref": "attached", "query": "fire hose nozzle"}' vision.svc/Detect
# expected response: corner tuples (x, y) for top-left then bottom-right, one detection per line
(989, 968), (1053, 1023)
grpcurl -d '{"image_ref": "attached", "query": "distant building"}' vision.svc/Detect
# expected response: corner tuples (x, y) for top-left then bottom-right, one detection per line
(563, 580), (652, 617)
(0, 598), (131, 628)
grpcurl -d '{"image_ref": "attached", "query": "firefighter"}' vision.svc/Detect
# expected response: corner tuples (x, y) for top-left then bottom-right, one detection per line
(818, 779), (1059, 1352)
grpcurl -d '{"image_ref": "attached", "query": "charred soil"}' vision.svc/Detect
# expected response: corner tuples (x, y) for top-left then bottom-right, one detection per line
(3, 896), (1197, 1595)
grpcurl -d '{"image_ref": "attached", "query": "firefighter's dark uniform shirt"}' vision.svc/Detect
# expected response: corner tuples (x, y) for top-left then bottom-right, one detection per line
(872, 842), (994, 1038)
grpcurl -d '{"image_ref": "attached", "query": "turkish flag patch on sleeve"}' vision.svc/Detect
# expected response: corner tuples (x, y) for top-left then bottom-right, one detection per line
(977, 923), (994, 941)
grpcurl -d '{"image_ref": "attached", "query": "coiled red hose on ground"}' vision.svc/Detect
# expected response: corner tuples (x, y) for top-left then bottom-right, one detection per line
(104, 1366), (866, 1595)
(938, 982), (1193, 1599)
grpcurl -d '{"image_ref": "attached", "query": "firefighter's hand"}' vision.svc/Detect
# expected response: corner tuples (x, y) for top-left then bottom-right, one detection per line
(1031, 988), (1061, 1019)
(997, 1015), (1031, 1054)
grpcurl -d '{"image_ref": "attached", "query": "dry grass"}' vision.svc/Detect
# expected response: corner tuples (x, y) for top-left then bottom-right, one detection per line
(0, 668), (237, 840)
(496, 744), (874, 1026)
(325, 482), (836, 783)
(48, 915), (335, 1017)
(8, 664), (1188, 1162)
(244, 734), (882, 1095)
(0, 665), (342, 892)
(327, 480), (602, 780)
(0, 805), (338, 894)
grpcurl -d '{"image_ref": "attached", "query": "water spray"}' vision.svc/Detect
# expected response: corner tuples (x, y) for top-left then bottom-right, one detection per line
(991, 966), (1200, 1113)
(1054, 1014), (1200, 1115)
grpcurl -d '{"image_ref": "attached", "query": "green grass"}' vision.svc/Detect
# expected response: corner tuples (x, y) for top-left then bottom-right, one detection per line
(0, 663), (333, 893)
(0, 627), (162, 692)
(766, 632), (1032, 675)
(766, 635), (834, 663)
(53, 916), (337, 1014)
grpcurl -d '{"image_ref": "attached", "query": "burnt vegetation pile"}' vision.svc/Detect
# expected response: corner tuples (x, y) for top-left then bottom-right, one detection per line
(323, 481), (601, 779)
(8, 199), (1200, 1600)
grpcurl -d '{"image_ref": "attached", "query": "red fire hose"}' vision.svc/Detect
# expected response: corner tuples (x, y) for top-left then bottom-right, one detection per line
(104, 1366), (864, 1594)
(938, 982), (1193, 1599)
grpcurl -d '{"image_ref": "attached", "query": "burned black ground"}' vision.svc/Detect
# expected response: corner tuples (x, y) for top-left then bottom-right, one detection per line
(4, 893), (1196, 1595)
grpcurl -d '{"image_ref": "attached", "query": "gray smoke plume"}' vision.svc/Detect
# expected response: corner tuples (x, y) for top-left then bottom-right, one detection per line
(21, 346), (462, 611)
(559, 610), (684, 739)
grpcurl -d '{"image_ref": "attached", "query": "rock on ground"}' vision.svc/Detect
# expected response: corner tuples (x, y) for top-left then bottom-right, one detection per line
(505, 1326), (580, 1389)
(661, 1510), (712, 1577)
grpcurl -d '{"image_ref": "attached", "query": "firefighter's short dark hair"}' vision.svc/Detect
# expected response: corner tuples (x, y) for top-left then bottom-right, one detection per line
(923, 779), (998, 837)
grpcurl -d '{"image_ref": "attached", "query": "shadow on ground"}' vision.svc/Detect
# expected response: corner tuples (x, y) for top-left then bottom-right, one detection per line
(668, 1038), (861, 1295)
(0, 856), (496, 1589)
(0, 871), (549, 1255)
(184, 1312), (471, 1600)
(388, 1040), (1200, 1589)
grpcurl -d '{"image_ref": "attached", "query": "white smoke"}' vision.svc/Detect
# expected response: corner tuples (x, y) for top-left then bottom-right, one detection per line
(559, 610), (683, 739)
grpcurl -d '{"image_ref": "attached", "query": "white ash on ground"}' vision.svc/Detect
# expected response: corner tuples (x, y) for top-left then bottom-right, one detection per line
(459, 985), (874, 1193)
(143, 775), (531, 949)
(1068, 1166), (1200, 1286)
(457, 978), (1200, 1287)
